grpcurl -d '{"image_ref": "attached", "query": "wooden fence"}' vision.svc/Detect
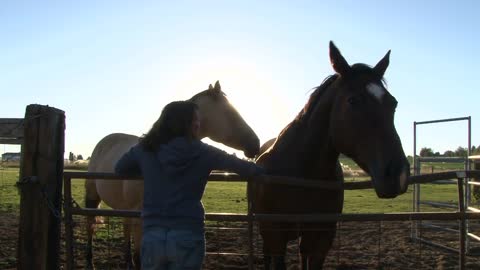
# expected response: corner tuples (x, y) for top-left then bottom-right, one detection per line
(63, 170), (480, 270)
(10, 104), (480, 270)
(7, 105), (65, 270)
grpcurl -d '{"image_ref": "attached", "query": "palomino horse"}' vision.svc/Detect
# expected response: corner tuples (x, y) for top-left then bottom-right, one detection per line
(85, 81), (260, 269)
(254, 42), (410, 269)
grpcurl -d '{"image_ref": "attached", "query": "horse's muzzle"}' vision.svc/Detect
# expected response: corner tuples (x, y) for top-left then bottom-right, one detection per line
(372, 161), (410, 199)
(243, 138), (260, 158)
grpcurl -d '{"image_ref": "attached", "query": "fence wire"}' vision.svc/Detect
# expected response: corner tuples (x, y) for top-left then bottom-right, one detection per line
(61, 217), (480, 269)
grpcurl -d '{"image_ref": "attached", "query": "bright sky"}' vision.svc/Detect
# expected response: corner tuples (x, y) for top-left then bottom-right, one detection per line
(1, 1), (479, 159)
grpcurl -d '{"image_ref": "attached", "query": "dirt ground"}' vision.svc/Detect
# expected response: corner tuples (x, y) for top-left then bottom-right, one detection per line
(2, 210), (480, 269)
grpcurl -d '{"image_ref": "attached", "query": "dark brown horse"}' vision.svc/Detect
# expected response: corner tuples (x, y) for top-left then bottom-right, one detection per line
(255, 41), (410, 269)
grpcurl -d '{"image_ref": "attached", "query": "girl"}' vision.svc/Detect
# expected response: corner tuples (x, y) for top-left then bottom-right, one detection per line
(115, 100), (264, 270)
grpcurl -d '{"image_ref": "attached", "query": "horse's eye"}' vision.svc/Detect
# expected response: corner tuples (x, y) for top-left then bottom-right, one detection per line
(347, 96), (357, 106)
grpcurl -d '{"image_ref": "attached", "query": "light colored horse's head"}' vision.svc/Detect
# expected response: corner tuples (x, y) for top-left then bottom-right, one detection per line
(190, 81), (260, 158)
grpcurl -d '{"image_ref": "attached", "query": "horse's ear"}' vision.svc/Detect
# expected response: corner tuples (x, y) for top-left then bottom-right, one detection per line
(373, 50), (391, 77)
(214, 80), (221, 91)
(208, 84), (214, 90)
(329, 41), (350, 76)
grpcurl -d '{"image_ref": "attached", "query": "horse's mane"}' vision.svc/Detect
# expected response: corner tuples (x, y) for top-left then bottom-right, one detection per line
(295, 74), (338, 122)
(271, 74), (338, 141)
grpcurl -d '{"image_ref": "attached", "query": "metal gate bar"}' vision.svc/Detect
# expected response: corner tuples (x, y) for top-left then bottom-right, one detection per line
(412, 116), (474, 255)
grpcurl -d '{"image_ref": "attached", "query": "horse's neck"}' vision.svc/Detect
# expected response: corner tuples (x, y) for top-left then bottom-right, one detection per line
(266, 91), (339, 179)
(270, 124), (338, 176)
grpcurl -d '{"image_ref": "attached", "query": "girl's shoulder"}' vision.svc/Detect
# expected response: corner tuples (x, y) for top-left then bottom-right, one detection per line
(196, 140), (220, 153)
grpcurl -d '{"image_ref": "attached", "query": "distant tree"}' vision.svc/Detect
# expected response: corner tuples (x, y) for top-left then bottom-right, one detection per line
(87, 156), (91, 160)
(419, 147), (434, 157)
(472, 145), (480, 155)
(434, 152), (441, 157)
(77, 154), (84, 160)
(68, 152), (76, 162)
(455, 146), (468, 157)
(443, 150), (455, 157)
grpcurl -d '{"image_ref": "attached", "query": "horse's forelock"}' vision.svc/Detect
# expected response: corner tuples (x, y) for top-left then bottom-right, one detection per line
(350, 63), (388, 85)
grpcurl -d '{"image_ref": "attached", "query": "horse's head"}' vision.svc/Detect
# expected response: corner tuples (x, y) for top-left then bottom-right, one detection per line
(190, 81), (260, 158)
(327, 42), (410, 198)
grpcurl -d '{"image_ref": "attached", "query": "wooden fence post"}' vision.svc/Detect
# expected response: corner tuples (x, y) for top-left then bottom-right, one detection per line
(17, 104), (65, 270)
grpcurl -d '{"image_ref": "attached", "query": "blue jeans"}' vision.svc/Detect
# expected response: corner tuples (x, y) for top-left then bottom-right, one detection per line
(141, 227), (205, 270)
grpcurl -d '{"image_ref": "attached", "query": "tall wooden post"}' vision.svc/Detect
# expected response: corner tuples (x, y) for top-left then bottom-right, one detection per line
(17, 105), (65, 270)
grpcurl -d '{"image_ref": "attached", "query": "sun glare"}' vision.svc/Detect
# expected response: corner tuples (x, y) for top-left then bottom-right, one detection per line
(175, 54), (294, 157)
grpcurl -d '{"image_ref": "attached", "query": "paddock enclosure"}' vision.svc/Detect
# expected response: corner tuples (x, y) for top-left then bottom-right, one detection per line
(2, 104), (480, 269)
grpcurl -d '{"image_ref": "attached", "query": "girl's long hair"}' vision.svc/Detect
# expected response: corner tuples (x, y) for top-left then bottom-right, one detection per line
(140, 100), (199, 151)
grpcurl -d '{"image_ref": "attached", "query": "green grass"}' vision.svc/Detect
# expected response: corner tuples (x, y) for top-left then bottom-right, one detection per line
(0, 168), (467, 215)
(339, 157), (361, 169)
(204, 182), (248, 213)
(205, 181), (461, 214)
(0, 168), (88, 212)
(0, 168), (20, 212)
(344, 183), (460, 213)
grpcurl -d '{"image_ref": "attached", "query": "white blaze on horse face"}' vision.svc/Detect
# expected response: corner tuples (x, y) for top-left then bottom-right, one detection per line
(366, 83), (386, 102)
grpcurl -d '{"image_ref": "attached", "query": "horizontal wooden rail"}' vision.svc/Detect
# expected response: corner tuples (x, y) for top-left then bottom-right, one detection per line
(70, 207), (480, 222)
(0, 118), (24, 144)
(253, 212), (480, 222)
(64, 170), (480, 224)
(64, 171), (243, 181)
(72, 208), (252, 221)
(63, 170), (480, 191)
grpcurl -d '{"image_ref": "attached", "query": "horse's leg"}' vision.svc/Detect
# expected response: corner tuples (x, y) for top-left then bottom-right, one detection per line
(123, 218), (135, 270)
(131, 218), (143, 270)
(263, 256), (287, 270)
(300, 255), (308, 270)
(273, 256), (287, 270)
(299, 225), (336, 269)
(260, 226), (288, 270)
(85, 180), (101, 270)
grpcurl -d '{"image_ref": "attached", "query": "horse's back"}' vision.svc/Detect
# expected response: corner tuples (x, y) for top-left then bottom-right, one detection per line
(88, 133), (139, 172)
(86, 133), (143, 209)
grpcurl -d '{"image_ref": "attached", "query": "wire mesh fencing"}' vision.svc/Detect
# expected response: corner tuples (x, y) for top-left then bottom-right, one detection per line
(61, 215), (129, 269)
(62, 218), (480, 269)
